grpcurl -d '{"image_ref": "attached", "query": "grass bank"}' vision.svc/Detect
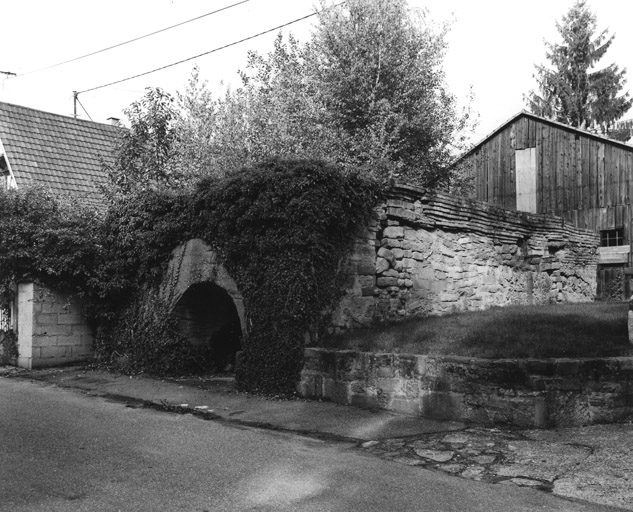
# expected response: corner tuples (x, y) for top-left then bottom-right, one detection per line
(320, 302), (631, 359)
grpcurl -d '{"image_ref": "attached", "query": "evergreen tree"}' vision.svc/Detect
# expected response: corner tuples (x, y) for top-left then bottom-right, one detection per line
(526, 0), (632, 139)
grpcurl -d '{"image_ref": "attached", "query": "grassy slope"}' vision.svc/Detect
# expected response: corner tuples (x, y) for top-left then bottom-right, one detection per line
(320, 302), (631, 359)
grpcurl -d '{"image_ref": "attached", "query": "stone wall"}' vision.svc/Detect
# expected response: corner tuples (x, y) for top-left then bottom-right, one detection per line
(332, 184), (599, 330)
(299, 348), (633, 428)
(16, 282), (93, 369)
(161, 238), (246, 334)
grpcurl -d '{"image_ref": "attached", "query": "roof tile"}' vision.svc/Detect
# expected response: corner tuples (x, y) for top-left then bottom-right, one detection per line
(0, 102), (121, 207)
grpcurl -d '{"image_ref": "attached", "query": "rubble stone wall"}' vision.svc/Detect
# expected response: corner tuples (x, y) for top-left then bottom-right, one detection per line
(299, 348), (633, 428)
(332, 184), (599, 330)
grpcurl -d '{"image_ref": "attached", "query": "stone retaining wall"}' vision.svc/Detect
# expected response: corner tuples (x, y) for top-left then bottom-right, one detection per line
(332, 184), (598, 330)
(299, 348), (633, 428)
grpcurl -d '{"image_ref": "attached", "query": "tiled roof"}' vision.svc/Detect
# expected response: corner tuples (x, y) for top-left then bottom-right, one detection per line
(0, 102), (121, 206)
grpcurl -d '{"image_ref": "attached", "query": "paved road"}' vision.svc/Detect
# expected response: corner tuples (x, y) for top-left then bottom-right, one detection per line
(0, 378), (620, 512)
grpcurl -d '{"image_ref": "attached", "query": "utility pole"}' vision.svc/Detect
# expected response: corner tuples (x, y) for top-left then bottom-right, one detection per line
(73, 91), (78, 118)
(0, 71), (16, 100)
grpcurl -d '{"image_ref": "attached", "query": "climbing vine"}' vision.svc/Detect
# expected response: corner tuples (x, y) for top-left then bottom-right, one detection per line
(0, 329), (18, 365)
(194, 159), (382, 393)
(0, 159), (381, 394)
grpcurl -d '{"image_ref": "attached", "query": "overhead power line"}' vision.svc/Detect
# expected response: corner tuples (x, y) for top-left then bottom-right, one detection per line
(18, 0), (251, 77)
(78, 9), (325, 95)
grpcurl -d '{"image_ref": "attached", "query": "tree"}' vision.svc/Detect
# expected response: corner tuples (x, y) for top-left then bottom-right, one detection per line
(177, 0), (473, 189)
(309, 0), (470, 187)
(105, 87), (185, 195)
(526, 0), (632, 139)
(180, 35), (344, 178)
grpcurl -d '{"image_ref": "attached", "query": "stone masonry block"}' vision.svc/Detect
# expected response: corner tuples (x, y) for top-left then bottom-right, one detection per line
(57, 314), (85, 325)
(350, 393), (381, 410)
(39, 345), (72, 359)
(383, 226), (404, 239)
(302, 348), (323, 371)
(554, 359), (581, 376)
(40, 301), (72, 314)
(375, 377), (402, 396)
(34, 324), (71, 336)
(421, 391), (464, 420)
(70, 324), (94, 336)
(323, 378), (350, 404)
(395, 354), (418, 378)
(71, 345), (95, 358)
(35, 313), (60, 326)
(416, 356), (428, 376)
(390, 397), (422, 416)
(403, 379), (421, 399)
(31, 335), (57, 348)
(549, 377), (582, 392)
(376, 277), (398, 287)
(55, 335), (83, 347)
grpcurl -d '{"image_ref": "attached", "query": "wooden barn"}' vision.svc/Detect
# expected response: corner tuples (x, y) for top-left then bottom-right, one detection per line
(455, 110), (633, 298)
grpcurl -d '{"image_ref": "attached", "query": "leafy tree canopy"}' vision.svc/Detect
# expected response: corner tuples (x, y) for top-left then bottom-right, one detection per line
(525, 0), (632, 140)
(176, 0), (474, 189)
(105, 87), (186, 196)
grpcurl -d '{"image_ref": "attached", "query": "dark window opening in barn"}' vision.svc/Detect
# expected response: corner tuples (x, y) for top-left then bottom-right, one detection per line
(600, 228), (625, 247)
(170, 282), (242, 373)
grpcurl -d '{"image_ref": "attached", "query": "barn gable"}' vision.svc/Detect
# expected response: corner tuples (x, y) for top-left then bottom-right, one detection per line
(456, 111), (633, 298)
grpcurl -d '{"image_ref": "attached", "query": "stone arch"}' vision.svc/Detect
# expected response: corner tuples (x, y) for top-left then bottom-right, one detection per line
(161, 239), (245, 371)
(170, 282), (242, 370)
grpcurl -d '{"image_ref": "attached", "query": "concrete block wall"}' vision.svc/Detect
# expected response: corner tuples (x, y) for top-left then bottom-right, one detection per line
(299, 348), (633, 428)
(16, 283), (94, 369)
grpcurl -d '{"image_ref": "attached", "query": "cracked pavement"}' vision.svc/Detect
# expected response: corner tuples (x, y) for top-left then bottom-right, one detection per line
(361, 424), (633, 510)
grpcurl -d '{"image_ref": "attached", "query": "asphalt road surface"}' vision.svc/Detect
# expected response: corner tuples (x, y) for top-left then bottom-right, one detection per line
(0, 378), (619, 512)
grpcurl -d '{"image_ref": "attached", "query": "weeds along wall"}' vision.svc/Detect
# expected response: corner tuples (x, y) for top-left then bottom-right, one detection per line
(332, 183), (599, 330)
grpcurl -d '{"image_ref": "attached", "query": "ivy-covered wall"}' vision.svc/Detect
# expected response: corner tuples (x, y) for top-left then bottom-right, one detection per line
(0, 159), (381, 394)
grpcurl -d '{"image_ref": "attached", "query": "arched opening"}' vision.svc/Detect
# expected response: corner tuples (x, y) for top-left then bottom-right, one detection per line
(170, 282), (242, 372)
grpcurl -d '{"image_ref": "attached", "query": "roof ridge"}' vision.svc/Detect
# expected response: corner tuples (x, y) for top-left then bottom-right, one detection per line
(0, 101), (121, 130)
(0, 101), (121, 208)
(454, 110), (633, 164)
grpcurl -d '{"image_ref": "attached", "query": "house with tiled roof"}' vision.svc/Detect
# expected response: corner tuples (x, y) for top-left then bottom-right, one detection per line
(0, 102), (122, 369)
(0, 101), (121, 207)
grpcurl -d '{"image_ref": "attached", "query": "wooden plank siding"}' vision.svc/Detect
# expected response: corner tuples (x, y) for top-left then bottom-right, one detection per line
(461, 112), (633, 248)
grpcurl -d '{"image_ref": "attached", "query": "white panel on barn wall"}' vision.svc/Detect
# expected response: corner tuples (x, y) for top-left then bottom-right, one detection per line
(515, 148), (537, 213)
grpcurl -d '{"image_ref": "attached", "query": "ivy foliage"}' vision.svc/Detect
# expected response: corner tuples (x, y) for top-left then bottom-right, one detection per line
(0, 159), (381, 394)
(0, 186), (102, 304)
(195, 159), (382, 393)
(0, 329), (18, 365)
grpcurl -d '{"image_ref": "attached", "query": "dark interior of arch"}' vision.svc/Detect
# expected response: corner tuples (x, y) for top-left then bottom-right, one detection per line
(170, 282), (242, 372)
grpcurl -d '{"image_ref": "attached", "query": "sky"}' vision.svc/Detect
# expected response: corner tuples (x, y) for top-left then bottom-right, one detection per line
(2, 0), (633, 144)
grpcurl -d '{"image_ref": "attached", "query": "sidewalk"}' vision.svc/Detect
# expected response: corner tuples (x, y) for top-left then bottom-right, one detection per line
(3, 364), (632, 511)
